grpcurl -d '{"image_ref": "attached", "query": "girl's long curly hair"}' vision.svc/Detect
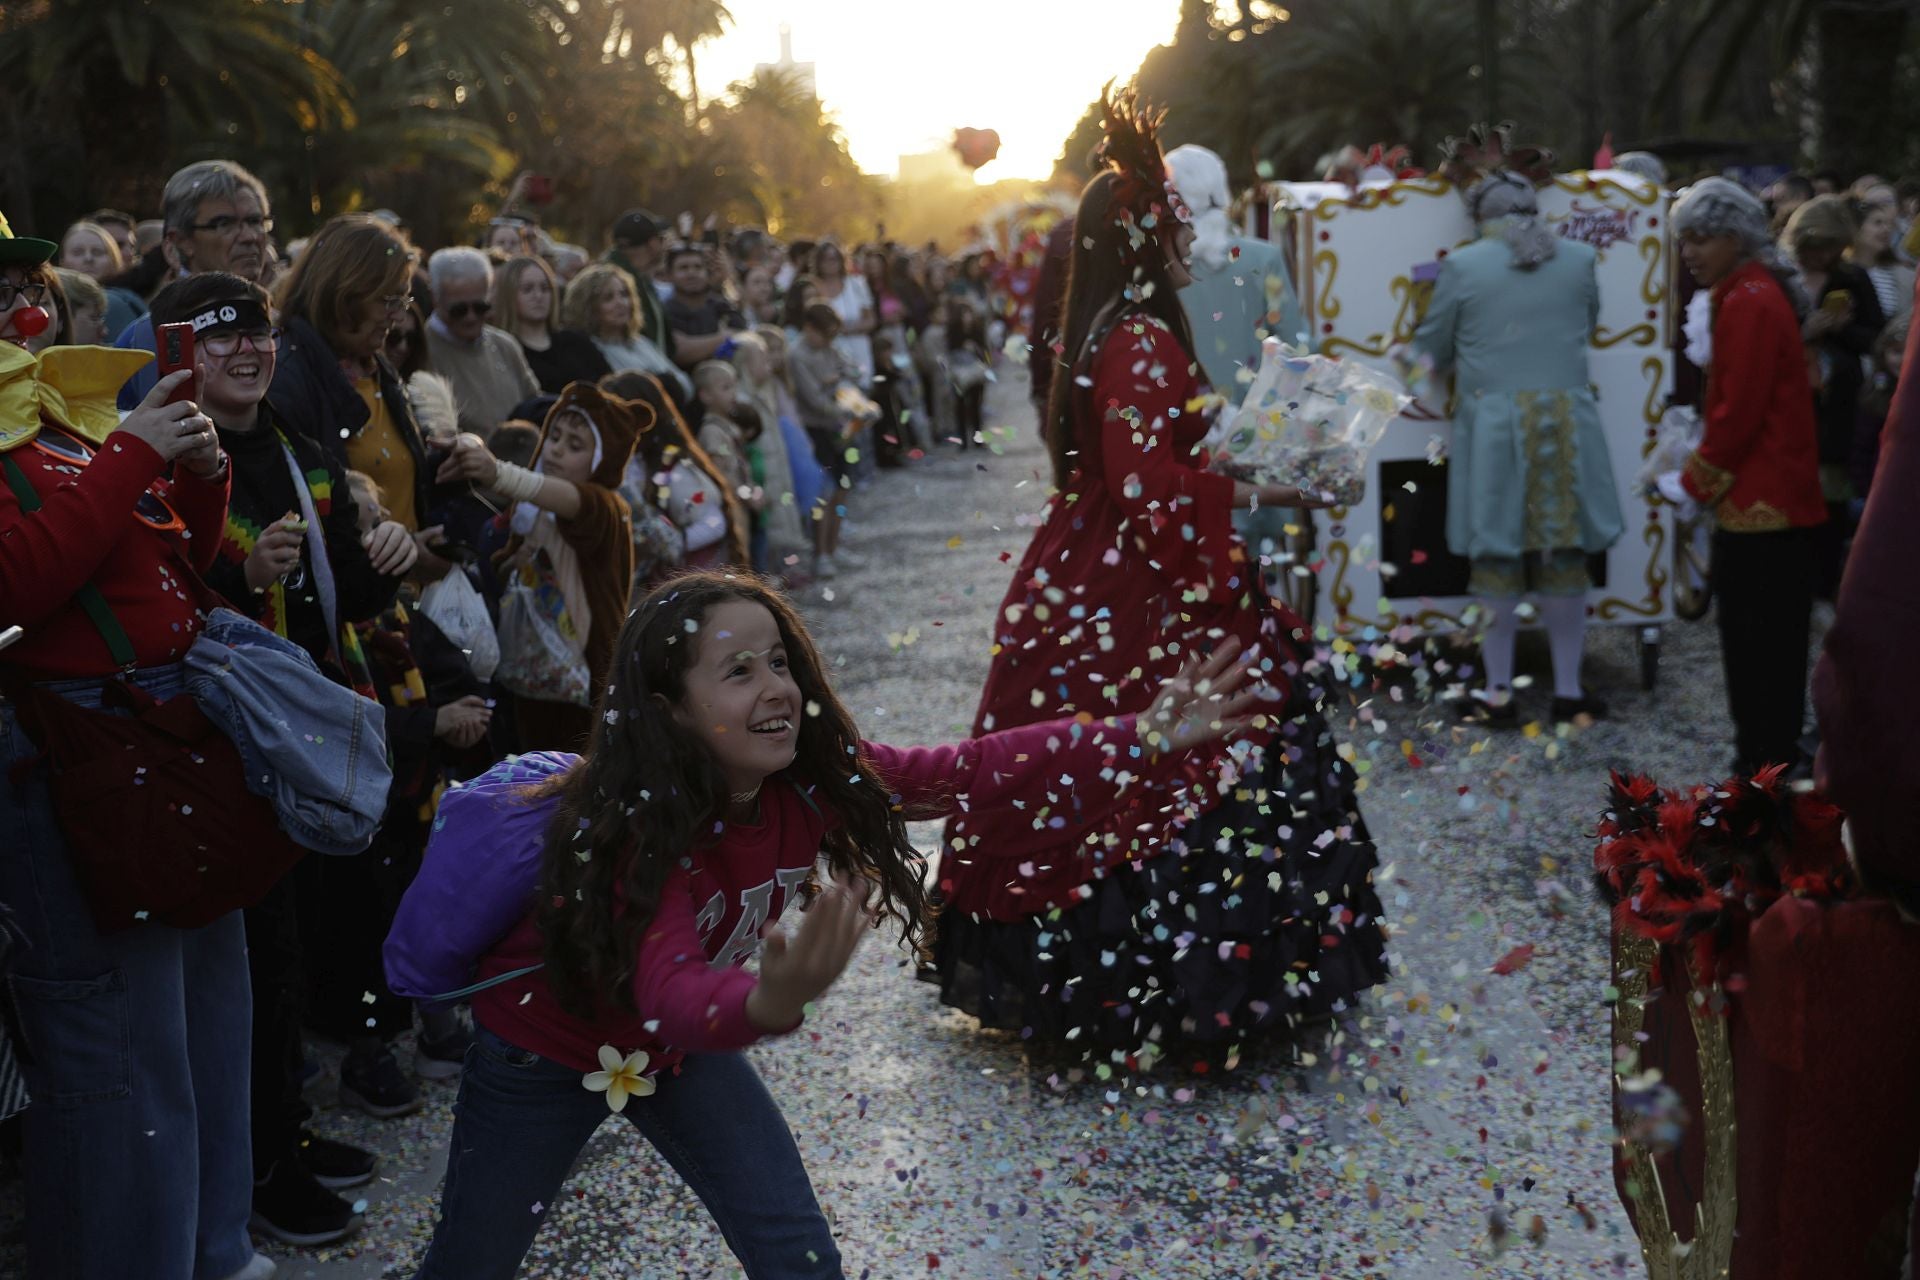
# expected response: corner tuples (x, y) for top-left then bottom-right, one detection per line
(532, 570), (930, 1017)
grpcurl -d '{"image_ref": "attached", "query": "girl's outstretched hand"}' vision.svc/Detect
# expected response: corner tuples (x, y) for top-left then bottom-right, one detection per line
(744, 873), (869, 1032)
(1138, 635), (1277, 754)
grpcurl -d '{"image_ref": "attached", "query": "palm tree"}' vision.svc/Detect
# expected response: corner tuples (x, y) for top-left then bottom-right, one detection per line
(1248, 0), (1486, 177)
(1615, 0), (1911, 173)
(259, 0), (526, 224)
(651, 0), (734, 117)
(0, 0), (348, 228)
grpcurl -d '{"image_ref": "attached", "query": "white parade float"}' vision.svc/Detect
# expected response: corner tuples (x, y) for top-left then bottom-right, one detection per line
(1250, 171), (1705, 688)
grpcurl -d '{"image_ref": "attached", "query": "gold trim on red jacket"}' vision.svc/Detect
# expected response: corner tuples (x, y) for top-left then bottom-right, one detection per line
(1683, 449), (1735, 504)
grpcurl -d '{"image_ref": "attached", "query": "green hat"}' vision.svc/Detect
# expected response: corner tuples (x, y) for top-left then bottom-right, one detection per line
(0, 212), (58, 268)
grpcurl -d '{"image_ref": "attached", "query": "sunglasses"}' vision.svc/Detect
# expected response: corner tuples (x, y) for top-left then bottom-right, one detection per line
(385, 328), (418, 349)
(31, 433), (184, 532)
(446, 300), (492, 320)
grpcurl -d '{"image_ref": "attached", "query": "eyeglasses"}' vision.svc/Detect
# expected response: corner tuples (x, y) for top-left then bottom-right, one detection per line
(189, 214), (273, 238)
(201, 328), (282, 358)
(30, 433), (184, 532)
(446, 300), (492, 320)
(0, 281), (50, 310)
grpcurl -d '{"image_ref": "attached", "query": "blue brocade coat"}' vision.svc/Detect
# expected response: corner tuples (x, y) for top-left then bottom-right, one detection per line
(1413, 235), (1624, 562)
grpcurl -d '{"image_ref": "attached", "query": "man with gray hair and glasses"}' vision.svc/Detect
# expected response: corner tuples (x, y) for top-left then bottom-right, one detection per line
(423, 246), (538, 441)
(116, 159), (275, 407)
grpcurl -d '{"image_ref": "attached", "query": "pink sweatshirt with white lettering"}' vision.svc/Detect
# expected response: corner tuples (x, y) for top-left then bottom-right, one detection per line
(472, 714), (1163, 1076)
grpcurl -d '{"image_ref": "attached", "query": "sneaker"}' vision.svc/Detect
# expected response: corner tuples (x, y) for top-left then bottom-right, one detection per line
(296, 1129), (376, 1190)
(1550, 692), (1609, 723)
(414, 1023), (473, 1081)
(812, 553), (839, 580)
(219, 1254), (277, 1280)
(835, 550), (869, 571)
(250, 1159), (363, 1248)
(338, 1044), (424, 1118)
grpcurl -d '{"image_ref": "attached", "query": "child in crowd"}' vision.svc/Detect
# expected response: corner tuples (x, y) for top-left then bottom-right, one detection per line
(730, 400), (771, 570)
(944, 298), (992, 449)
(605, 369), (748, 575)
(733, 328), (813, 571)
(692, 359), (756, 508)
(437, 384), (648, 752)
(869, 332), (907, 468)
(787, 303), (861, 579)
(149, 271), (420, 1245)
(51, 267), (109, 344)
(408, 571), (1265, 1279)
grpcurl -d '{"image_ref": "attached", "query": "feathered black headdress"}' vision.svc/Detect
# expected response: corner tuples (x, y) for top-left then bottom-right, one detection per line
(1095, 83), (1191, 235)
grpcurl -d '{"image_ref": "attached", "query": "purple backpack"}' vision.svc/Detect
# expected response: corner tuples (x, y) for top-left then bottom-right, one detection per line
(383, 750), (575, 1004)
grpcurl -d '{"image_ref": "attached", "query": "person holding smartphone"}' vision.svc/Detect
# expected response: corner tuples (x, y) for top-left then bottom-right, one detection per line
(0, 214), (277, 1279)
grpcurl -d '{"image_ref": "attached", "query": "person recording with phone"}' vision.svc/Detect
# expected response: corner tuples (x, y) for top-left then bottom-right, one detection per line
(0, 215), (271, 1280)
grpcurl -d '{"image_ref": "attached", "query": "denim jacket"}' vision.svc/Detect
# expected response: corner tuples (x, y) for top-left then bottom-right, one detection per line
(186, 608), (390, 856)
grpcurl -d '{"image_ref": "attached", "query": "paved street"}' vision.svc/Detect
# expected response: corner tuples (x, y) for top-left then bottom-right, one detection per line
(11, 368), (1752, 1278)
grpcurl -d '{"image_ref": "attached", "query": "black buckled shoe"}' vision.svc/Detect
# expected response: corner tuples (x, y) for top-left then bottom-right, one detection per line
(1450, 693), (1519, 727)
(1550, 692), (1609, 723)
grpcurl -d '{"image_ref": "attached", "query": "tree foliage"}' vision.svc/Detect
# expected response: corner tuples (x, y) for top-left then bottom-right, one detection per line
(1054, 0), (1904, 192)
(0, 0), (881, 248)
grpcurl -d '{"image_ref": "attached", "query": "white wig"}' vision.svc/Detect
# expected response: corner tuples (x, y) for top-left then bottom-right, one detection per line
(1164, 144), (1234, 276)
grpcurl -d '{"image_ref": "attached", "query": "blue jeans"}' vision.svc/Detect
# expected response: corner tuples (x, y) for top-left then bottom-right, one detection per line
(0, 668), (255, 1280)
(417, 1027), (843, 1280)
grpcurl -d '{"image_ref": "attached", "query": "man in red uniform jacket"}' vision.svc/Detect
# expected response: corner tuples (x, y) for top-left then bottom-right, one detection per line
(1671, 178), (1826, 774)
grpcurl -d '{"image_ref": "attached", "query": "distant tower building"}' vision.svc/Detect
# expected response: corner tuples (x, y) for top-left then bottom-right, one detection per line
(755, 25), (816, 98)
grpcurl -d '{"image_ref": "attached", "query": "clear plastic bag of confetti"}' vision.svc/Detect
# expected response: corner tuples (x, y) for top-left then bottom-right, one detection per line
(1205, 338), (1411, 505)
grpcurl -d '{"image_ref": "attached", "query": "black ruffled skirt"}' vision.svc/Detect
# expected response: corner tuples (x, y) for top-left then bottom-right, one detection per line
(927, 675), (1390, 1054)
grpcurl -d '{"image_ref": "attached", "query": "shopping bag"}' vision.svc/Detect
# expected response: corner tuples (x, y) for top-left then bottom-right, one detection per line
(493, 553), (591, 708)
(419, 568), (502, 684)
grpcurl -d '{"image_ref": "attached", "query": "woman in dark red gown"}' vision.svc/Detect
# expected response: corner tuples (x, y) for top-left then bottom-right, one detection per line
(929, 92), (1389, 1056)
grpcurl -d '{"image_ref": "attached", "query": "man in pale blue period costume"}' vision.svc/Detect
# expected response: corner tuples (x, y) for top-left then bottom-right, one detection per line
(1412, 167), (1622, 723)
(1169, 145), (1310, 582)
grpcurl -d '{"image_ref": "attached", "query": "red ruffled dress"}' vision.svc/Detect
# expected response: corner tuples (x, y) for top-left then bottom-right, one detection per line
(930, 310), (1389, 1050)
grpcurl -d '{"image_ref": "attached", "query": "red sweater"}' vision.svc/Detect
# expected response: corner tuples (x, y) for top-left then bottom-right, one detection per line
(0, 424), (230, 678)
(472, 715), (1147, 1076)
(1680, 261), (1826, 531)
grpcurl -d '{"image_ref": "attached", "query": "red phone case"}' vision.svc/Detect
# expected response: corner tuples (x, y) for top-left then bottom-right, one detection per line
(156, 322), (197, 405)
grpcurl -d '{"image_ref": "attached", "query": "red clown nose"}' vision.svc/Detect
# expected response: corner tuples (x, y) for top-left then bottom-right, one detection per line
(11, 306), (50, 339)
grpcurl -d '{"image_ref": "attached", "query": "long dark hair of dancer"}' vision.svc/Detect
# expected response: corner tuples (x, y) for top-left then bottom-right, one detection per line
(1043, 92), (1198, 491)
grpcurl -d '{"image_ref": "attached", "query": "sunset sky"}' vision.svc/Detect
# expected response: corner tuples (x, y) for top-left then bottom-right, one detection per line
(696, 1), (1186, 182)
